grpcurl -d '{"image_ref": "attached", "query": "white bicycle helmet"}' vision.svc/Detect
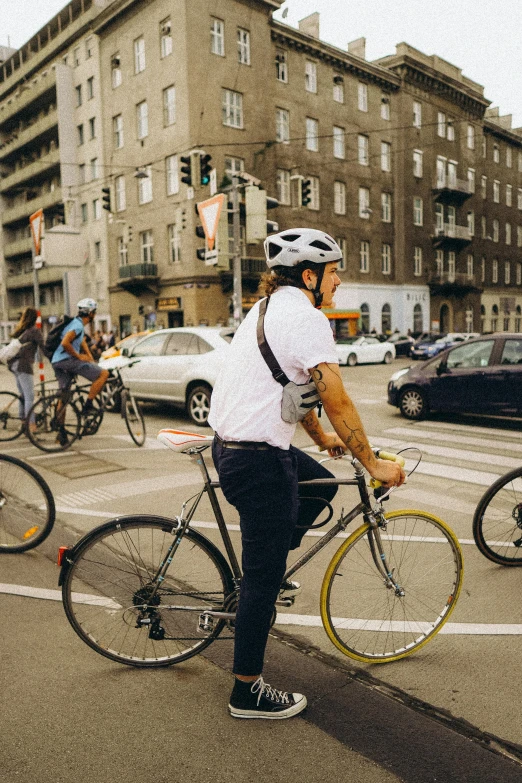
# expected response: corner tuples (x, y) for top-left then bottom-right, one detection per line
(264, 228), (342, 269)
(77, 297), (97, 314)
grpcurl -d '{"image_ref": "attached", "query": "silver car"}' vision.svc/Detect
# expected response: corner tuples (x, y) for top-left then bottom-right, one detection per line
(100, 327), (233, 425)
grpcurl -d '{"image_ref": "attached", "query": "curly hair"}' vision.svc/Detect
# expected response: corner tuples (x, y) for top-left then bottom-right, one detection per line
(259, 261), (322, 296)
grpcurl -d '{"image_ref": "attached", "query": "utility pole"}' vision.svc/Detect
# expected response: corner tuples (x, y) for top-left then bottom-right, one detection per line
(231, 175), (243, 327)
(29, 209), (45, 391)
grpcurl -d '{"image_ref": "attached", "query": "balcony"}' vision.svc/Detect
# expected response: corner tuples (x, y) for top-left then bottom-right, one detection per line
(118, 263), (159, 296)
(0, 147), (60, 193)
(432, 177), (474, 204)
(0, 69), (57, 130)
(431, 223), (472, 249)
(1, 186), (62, 226)
(428, 271), (481, 297)
(6, 265), (64, 290)
(3, 235), (33, 258)
(0, 110), (58, 163)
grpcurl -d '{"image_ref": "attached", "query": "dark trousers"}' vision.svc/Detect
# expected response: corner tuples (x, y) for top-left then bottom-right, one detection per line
(212, 441), (337, 676)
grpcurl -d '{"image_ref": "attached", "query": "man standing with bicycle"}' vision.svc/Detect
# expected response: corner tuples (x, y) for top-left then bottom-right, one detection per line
(51, 298), (109, 445)
(209, 228), (405, 720)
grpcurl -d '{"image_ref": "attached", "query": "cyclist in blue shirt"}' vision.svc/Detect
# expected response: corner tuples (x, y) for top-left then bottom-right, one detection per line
(52, 298), (109, 443)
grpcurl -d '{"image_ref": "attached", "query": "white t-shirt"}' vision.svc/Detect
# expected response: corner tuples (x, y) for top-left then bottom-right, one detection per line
(208, 286), (339, 450)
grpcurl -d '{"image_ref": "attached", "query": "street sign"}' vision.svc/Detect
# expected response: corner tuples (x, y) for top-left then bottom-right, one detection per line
(205, 248), (218, 266)
(196, 193), (226, 251)
(29, 209), (44, 254)
(33, 255), (44, 270)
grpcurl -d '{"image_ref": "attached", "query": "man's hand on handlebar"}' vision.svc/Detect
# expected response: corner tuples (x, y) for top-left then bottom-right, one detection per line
(318, 432), (347, 459)
(369, 459), (406, 488)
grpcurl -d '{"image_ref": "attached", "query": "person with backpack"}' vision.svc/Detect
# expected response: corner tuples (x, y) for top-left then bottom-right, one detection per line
(50, 299), (109, 444)
(6, 307), (43, 432)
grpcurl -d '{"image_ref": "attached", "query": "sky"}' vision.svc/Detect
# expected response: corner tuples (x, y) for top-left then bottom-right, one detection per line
(1, 0), (521, 126)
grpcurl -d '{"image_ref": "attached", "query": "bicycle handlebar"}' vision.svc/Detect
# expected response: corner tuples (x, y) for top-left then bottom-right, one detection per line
(369, 450), (406, 490)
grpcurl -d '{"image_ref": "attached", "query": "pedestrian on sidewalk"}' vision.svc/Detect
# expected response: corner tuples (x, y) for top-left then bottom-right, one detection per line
(7, 306), (43, 432)
(209, 227), (405, 720)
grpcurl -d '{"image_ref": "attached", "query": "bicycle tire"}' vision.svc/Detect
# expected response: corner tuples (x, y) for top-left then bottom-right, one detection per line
(0, 391), (24, 441)
(320, 509), (463, 663)
(0, 454), (55, 553)
(61, 516), (234, 667)
(472, 467), (522, 565)
(26, 392), (81, 453)
(122, 391), (146, 446)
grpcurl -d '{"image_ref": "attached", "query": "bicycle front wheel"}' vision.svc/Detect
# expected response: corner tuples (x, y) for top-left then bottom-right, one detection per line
(321, 510), (463, 663)
(61, 516), (234, 667)
(473, 467), (522, 565)
(0, 391), (24, 441)
(122, 392), (146, 446)
(26, 392), (81, 452)
(0, 454), (55, 553)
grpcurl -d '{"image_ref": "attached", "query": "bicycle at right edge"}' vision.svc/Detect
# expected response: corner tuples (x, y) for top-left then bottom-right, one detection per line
(59, 430), (463, 668)
(473, 466), (522, 565)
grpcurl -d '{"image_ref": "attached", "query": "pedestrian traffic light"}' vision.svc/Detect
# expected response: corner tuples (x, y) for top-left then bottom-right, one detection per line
(196, 248), (206, 261)
(195, 225), (206, 239)
(301, 179), (312, 207)
(199, 154), (212, 186)
(180, 155), (193, 187)
(101, 186), (112, 212)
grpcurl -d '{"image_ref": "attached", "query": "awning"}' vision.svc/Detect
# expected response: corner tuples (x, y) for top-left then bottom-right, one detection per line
(322, 309), (360, 320)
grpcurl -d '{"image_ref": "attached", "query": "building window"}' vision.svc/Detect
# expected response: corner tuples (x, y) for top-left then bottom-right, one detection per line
(87, 76), (94, 99)
(506, 184), (512, 206)
(381, 94), (390, 120)
(493, 144), (500, 163)
(358, 83), (368, 112)
(140, 230), (154, 264)
(506, 222), (512, 245)
(118, 237), (128, 267)
(134, 36), (145, 73)
(305, 117), (319, 151)
(381, 192), (392, 222)
(413, 100), (422, 128)
(360, 241), (370, 272)
(505, 261), (511, 284)
(381, 141), (391, 172)
(334, 238), (346, 271)
(237, 28), (250, 65)
(413, 247), (422, 276)
(334, 181), (346, 215)
(506, 147), (512, 168)
(111, 53), (122, 88)
(77, 124), (84, 146)
(275, 50), (287, 82)
(138, 166), (153, 204)
(447, 119), (455, 141)
(90, 158), (98, 180)
(467, 168), (475, 193)
(517, 264), (522, 285)
(166, 155), (179, 195)
(360, 303), (370, 332)
(437, 112), (446, 137)
(481, 256), (486, 283)
(168, 222), (181, 263)
(276, 108), (290, 143)
(359, 187), (370, 218)
(481, 175), (487, 199)
(79, 164), (86, 184)
(115, 175), (126, 212)
(493, 180), (500, 202)
(113, 115), (123, 149)
(413, 196), (423, 226)
(224, 156), (244, 174)
(481, 215), (487, 238)
(519, 152), (522, 172)
(211, 18), (225, 56)
(73, 46), (80, 66)
(163, 85), (176, 126)
(137, 101), (148, 139)
(333, 77), (344, 103)
(492, 259), (498, 283)
(467, 210), (474, 236)
(413, 149), (423, 178)
(436, 249), (443, 276)
(333, 126), (345, 159)
(467, 124), (475, 149)
(467, 254), (474, 279)
(358, 134), (369, 165)
(85, 36), (93, 59)
(381, 243), (391, 274)
(88, 116), (96, 139)
(222, 89), (243, 128)
(305, 60), (317, 93)
(492, 218), (499, 242)
(160, 18), (172, 58)
(276, 169), (290, 205)
(482, 135), (487, 158)
(92, 198), (101, 220)
(75, 84), (82, 106)
(518, 189), (522, 209)
(436, 156), (446, 188)
(94, 241), (101, 261)
(435, 203), (444, 231)
(448, 251), (456, 281)
(81, 203), (88, 223)
(308, 176), (320, 210)
(518, 226), (522, 247)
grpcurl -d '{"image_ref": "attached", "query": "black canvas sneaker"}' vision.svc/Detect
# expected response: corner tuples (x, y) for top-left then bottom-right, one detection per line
(279, 579), (301, 598)
(229, 676), (307, 720)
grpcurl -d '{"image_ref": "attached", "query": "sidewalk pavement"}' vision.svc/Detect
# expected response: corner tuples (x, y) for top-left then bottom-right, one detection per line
(3, 543), (522, 783)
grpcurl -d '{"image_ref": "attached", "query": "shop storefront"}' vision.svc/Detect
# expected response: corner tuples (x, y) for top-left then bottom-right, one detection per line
(333, 283), (430, 335)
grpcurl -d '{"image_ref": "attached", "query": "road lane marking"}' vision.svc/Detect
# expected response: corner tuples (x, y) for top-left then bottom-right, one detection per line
(367, 435), (519, 470)
(385, 426), (522, 456)
(411, 420), (522, 439)
(1, 583), (520, 636)
(54, 472), (199, 507)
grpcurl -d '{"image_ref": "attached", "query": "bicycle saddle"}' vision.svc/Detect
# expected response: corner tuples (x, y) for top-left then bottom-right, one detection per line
(157, 429), (214, 453)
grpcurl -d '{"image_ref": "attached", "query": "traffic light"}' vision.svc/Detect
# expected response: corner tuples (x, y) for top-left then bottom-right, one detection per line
(195, 225), (206, 239)
(196, 248), (206, 261)
(301, 179), (312, 207)
(101, 186), (111, 212)
(245, 186), (279, 243)
(180, 155), (192, 187)
(199, 154), (212, 186)
(123, 225), (133, 244)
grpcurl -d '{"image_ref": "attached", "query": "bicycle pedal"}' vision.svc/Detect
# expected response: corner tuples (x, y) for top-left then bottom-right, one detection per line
(275, 597), (294, 608)
(198, 612), (214, 633)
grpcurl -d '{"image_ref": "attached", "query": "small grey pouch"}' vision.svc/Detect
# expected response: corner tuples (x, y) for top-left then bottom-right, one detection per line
(257, 297), (321, 424)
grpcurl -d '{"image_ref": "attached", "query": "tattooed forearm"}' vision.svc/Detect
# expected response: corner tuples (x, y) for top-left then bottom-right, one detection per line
(300, 409), (325, 444)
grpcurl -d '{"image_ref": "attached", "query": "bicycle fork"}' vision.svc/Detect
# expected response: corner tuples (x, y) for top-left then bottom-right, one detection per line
(365, 509), (405, 597)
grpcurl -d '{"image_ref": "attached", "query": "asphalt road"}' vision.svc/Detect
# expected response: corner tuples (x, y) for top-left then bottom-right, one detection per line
(1, 359), (522, 781)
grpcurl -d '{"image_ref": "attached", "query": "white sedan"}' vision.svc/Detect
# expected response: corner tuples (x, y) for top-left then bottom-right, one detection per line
(335, 336), (396, 366)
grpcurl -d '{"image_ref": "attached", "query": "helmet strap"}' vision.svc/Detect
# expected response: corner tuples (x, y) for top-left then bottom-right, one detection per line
(303, 265), (325, 308)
